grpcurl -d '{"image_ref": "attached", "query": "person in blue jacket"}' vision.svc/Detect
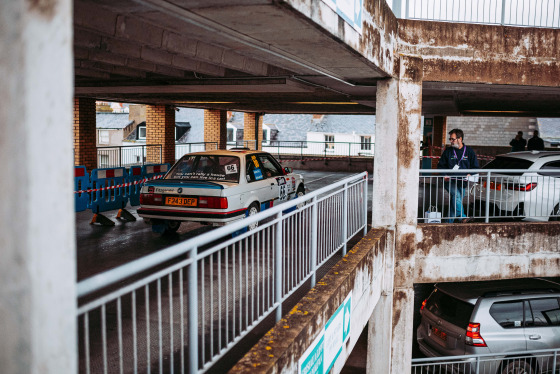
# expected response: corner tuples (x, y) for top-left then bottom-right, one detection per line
(437, 128), (480, 223)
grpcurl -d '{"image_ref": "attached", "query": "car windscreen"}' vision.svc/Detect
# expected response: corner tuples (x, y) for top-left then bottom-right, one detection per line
(425, 289), (475, 328)
(166, 155), (240, 183)
(482, 157), (533, 175)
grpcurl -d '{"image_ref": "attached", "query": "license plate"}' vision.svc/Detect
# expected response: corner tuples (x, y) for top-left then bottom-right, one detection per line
(165, 196), (197, 207)
(432, 326), (447, 341)
(483, 181), (501, 191)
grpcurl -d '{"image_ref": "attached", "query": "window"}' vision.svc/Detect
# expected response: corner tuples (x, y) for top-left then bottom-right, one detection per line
(245, 154), (283, 182)
(227, 128), (235, 143)
(166, 155), (240, 183)
(360, 136), (372, 151)
(527, 298), (560, 326)
(263, 129), (269, 145)
(490, 301), (524, 328)
(325, 135), (334, 150)
(138, 126), (146, 140)
(98, 130), (109, 145)
(539, 161), (560, 178)
(425, 289), (475, 328)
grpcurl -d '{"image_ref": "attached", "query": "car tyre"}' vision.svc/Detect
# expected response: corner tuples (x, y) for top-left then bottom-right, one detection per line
(164, 220), (181, 234)
(549, 203), (560, 221)
(296, 185), (306, 209)
(246, 202), (260, 231)
(500, 359), (535, 374)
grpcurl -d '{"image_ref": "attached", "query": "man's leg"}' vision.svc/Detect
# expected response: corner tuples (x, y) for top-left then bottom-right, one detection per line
(455, 185), (467, 219)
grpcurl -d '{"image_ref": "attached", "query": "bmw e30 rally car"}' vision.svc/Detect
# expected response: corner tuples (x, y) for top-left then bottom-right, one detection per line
(137, 149), (305, 233)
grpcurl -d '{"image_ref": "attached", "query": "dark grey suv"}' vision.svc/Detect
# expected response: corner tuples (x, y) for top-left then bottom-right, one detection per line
(417, 279), (560, 373)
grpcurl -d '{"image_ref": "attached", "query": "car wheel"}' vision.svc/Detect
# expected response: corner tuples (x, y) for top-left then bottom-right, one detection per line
(500, 359), (535, 374)
(549, 203), (560, 221)
(246, 203), (260, 230)
(296, 185), (306, 209)
(164, 220), (181, 234)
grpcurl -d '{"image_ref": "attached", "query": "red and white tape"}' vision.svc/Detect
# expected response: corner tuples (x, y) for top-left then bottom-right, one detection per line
(74, 175), (163, 194)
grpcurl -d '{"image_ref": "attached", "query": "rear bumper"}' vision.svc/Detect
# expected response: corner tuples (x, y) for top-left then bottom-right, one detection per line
(137, 207), (246, 223)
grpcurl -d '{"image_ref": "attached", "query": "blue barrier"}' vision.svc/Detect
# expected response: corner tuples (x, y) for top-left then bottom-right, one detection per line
(74, 166), (90, 212)
(89, 167), (127, 213)
(142, 163), (171, 179)
(127, 166), (143, 206)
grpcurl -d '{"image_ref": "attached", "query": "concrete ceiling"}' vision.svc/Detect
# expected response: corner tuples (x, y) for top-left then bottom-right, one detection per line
(73, 0), (560, 116)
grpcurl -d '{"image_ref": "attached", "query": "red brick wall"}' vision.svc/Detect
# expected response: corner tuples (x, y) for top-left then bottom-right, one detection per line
(146, 105), (175, 164)
(73, 97), (97, 171)
(243, 112), (263, 150)
(203, 109), (227, 150)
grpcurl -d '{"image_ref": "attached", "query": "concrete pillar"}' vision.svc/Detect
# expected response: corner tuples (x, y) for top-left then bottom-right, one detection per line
(244, 112), (263, 150)
(146, 105), (176, 164)
(204, 109), (228, 150)
(0, 0), (76, 373)
(73, 98), (97, 171)
(432, 116), (447, 167)
(368, 56), (423, 374)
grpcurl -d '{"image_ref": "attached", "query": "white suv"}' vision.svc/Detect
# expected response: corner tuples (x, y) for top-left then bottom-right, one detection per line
(469, 151), (560, 221)
(417, 279), (560, 373)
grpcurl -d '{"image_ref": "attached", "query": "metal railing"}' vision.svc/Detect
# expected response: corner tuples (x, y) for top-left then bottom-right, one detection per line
(260, 141), (374, 160)
(97, 145), (162, 169)
(391, 0), (560, 28)
(176, 142), (218, 159)
(419, 168), (560, 223)
(76, 172), (368, 373)
(412, 348), (560, 373)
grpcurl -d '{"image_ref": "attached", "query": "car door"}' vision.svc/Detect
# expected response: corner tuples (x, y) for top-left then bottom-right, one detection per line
(524, 298), (560, 371)
(245, 154), (277, 208)
(524, 298), (560, 350)
(256, 154), (288, 204)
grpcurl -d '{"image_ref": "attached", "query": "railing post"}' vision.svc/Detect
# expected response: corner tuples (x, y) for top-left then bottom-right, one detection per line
(485, 171), (491, 223)
(300, 141), (303, 161)
(118, 146), (122, 168)
(363, 174), (368, 235)
(342, 183), (348, 256)
(501, 0), (506, 25)
(348, 142), (351, 161)
(187, 247), (198, 374)
(310, 196), (318, 287)
(142, 146), (145, 166)
(275, 211), (283, 322)
(159, 145), (162, 164)
(553, 350), (557, 374)
(392, 0), (401, 18)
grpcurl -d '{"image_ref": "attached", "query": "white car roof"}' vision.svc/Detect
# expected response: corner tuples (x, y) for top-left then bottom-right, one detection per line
(183, 149), (268, 157)
(497, 150), (560, 162)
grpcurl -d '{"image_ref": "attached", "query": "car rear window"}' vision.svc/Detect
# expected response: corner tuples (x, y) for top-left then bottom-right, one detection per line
(425, 289), (475, 328)
(166, 155), (240, 182)
(483, 157), (533, 175)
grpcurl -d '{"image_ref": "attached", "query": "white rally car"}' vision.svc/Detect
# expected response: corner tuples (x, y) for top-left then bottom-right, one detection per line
(137, 149), (305, 233)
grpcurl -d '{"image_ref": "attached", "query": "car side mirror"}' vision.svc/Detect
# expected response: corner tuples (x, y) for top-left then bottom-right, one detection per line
(283, 167), (292, 175)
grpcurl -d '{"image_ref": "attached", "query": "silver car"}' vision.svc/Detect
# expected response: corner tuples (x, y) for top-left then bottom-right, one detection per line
(417, 279), (560, 373)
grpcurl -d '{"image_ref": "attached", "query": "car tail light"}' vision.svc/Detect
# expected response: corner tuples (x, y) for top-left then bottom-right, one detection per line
(506, 182), (538, 191)
(466, 323), (487, 347)
(198, 196), (228, 209)
(420, 299), (427, 311)
(140, 193), (163, 205)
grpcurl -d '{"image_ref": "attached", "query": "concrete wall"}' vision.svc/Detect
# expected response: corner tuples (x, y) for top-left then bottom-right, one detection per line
(415, 222), (560, 283)
(230, 229), (388, 373)
(398, 20), (560, 87)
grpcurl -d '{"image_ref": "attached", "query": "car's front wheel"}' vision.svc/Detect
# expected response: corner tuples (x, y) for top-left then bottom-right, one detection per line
(500, 359), (535, 374)
(246, 202), (260, 230)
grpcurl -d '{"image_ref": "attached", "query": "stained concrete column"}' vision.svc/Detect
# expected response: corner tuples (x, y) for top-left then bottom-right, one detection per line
(204, 109), (228, 150)
(146, 105), (176, 164)
(368, 55), (423, 374)
(74, 97), (97, 171)
(244, 112), (263, 150)
(0, 0), (76, 373)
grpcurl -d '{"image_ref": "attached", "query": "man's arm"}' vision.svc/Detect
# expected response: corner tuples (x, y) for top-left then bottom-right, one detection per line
(436, 149), (448, 169)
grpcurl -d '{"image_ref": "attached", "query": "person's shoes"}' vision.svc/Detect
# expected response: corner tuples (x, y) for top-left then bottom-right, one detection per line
(461, 217), (474, 223)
